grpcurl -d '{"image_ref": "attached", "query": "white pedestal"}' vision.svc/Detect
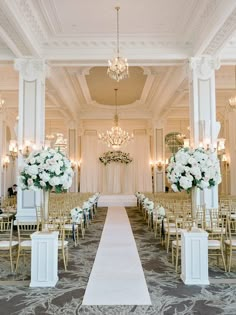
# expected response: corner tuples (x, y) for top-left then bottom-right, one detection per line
(30, 231), (59, 287)
(181, 228), (209, 285)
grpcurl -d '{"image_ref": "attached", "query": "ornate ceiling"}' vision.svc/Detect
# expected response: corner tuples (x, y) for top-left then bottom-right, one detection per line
(0, 0), (236, 136)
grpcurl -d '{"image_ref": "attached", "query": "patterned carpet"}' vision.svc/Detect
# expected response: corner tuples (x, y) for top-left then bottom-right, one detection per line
(0, 207), (236, 315)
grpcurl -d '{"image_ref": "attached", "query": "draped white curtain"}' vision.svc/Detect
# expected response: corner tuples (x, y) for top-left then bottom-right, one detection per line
(80, 134), (152, 193)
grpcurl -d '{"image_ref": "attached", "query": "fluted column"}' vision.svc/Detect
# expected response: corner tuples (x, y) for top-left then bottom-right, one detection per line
(14, 58), (48, 221)
(68, 121), (79, 192)
(228, 109), (236, 195)
(189, 55), (220, 209)
(153, 121), (165, 193)
(0, 112), (7, 197)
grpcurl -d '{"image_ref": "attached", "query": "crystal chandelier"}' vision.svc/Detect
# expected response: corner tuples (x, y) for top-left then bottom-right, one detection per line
(229, 66), (236, 109)
(107, 7), (129, 82)
(46, 120), (55, 140)
(54, 133), (67, 153)
(98, 89), (133, 150)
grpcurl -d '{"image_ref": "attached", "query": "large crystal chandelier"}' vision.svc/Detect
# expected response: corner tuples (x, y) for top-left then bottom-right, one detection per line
(98, 89), (133, 150)
(107, 7), (129, 82)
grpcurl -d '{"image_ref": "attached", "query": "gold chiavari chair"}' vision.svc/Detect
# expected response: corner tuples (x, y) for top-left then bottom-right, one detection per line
(225, 216), (236, 272)
(0, 219), (18, 272)
(15, 221), (39, 272)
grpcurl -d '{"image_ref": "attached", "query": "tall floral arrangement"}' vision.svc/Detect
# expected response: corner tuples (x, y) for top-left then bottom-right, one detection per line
(166, 147), (221, 193)
(19, 148), (74, 193)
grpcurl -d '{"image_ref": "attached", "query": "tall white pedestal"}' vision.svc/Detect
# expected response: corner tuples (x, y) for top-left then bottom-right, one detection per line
(181, 228), (209, 285)
(30, 231), (59, 287)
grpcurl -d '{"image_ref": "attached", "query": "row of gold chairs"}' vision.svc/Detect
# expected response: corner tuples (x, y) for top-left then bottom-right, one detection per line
(137, 192), (236, 273)
(0, 192), (99, 273)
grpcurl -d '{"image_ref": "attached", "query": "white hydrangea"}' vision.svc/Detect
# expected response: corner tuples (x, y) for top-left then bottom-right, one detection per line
(167, 147), (221, 192)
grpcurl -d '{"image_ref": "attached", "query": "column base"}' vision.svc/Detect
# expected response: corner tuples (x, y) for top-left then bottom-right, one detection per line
(30, 277), (58, 288)
(180, 274), (209, 285)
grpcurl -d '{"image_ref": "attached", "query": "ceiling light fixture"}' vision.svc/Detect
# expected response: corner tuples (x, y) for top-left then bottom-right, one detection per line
(98, 88), (133, 150)
(107, 7), (129, 82)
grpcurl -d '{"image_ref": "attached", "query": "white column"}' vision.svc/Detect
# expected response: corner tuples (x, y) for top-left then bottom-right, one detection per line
(14, 58), (48, 222)
(68, 121), (79, 192)
(153, 121), (165, 192)
(189, 56), (220, 209)
(0, 113), (8, 197)
(228, 110), (236, 195)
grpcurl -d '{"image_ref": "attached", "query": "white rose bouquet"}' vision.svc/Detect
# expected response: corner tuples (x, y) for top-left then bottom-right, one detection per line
(166, 147), (221, 193)
(71, 207), (84, 223)
(19, 148), (74, 193)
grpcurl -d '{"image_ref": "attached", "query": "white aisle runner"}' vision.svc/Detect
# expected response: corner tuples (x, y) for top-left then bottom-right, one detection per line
(82, 206), (152, 305)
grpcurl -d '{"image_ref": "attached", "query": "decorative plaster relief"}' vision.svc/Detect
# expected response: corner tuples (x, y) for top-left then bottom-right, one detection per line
(190, 56), (220, 80)
(14, 58), (49, 81)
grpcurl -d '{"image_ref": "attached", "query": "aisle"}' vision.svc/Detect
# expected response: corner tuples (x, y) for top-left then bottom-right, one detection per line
(82, 206), (151, 305)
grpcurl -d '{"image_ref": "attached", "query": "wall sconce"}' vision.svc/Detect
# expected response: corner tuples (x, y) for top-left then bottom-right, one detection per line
(217, 138), (225, 152)
(165, 158), (169, 166)
(2, 156), (10, 168)
(44, 140), (51, 149)
(71, 160), (82, 171)
(156, 160), (164, 171)
(71, 160), (78, 170)
(19, 140), (36, 158)
(149, 160), (154, 170)
(184, 138), (190, 148)
(9, 140), (18, 160)
(222, 154), (229, 166)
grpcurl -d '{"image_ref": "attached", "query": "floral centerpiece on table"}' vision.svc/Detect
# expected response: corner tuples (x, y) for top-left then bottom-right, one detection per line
(99, 151), (133, 166)
(166, 147), (221, 193)
(19, 148), (74, 193)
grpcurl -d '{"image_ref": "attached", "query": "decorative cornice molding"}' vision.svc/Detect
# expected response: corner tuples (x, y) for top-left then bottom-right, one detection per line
(0, 3), (30, 56)
(189, 55), (220, 80)
(204, 7), (236, 56)
(14, 58), (49, 81)
(41, 38), (192, 50)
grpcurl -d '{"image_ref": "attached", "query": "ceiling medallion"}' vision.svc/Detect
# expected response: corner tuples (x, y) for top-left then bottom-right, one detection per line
(107, 7), (129, 82)
(98, 89), (133, 150)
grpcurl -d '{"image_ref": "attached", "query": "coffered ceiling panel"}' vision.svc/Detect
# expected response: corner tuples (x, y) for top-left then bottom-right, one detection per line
(38, 0), (196, 37)
(86, 66), (147, 105)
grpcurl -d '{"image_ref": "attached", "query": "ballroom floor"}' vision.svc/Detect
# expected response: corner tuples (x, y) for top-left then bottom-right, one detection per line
(0, 207), (236, 315)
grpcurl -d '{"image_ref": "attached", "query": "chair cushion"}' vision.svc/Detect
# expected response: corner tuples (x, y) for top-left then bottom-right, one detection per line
(208, 240), (220, 247)
(0, 241), (18, 248)
(58, 240), (68, 248)
(225, 239), (236, 246)
(208, 228), (226, 234)
(20, 240), (32, 247)
(172, 240), (181, 247)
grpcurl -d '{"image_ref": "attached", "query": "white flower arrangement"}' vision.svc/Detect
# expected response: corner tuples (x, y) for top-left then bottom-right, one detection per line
(19, 148), (74, 193)
(99, 151), (133, 166)
(71, 207), (84, 223)
(166, 147), (221, 193)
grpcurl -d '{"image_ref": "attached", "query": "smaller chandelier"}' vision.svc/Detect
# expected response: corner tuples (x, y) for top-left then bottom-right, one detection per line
(107, 7), (129, 82)
(98, 89), (133, 150)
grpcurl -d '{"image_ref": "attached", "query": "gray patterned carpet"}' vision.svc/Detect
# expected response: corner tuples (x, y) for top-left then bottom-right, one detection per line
(0, 207), (236, 315)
